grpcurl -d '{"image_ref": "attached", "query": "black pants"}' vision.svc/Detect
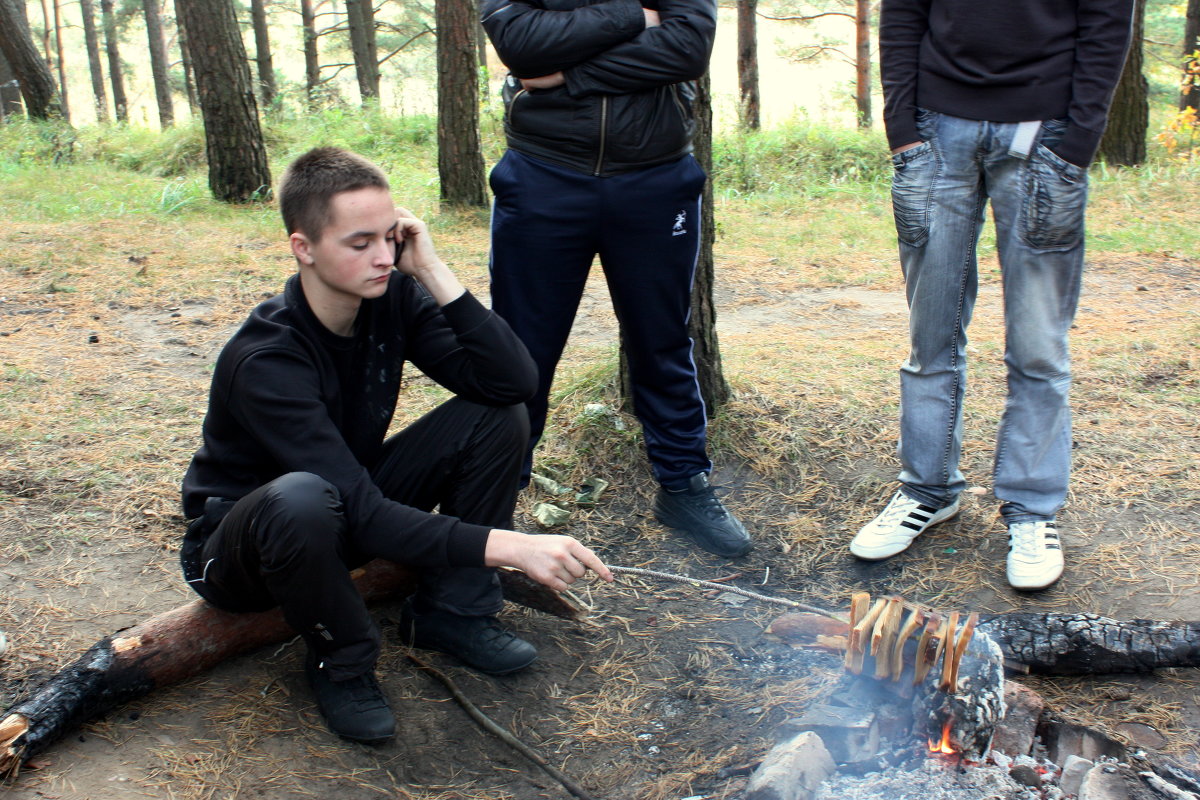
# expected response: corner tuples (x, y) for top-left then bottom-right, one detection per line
(488, 150), (712, 488)
(191, 398), (527, 680)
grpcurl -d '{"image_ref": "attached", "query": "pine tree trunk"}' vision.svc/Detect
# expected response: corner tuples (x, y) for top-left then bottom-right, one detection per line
(0, 0), (64, 119)
(100, 0), (127, 122)
(0, 48), (23, 120)
(80, 0), (109, 122)
(1182, 0), (1200, 111)
(854, 0), (871, 128)
(175, 0), (198, 114)
(143, 0), (175, 127)
(1097, 0), (1147, 166)
(737, 0), (759, 130)
(688, 72), (730, 411)
(300, 0), (320, 107)
(435, 0), (486, 206)
(249, 0), (276, 108)
(51, 0), (70, 121)
(175, 0), (272, 203)
(345, 0), (379, 102)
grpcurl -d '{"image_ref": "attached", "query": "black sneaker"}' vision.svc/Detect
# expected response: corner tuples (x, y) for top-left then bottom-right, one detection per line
(654, 472), (752, 558)
(304, 653), (395, 744)
(399, 599), (537, 676)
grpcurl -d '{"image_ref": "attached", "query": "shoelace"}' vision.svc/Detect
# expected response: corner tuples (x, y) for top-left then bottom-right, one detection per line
(691, 485), (729, 520)
(1009, 523), (1043, 560)
(878, 493), (920, 526)
(341, 673), (389, 711)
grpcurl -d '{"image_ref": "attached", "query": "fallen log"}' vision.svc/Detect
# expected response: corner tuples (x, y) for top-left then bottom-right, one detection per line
(0, 560), (580, 776)
(769, 610), (1200, 676)
(976, 613), (1200, 675)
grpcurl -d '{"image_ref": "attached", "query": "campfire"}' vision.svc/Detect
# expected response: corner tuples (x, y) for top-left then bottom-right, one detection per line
(745, 590), (1200, 800)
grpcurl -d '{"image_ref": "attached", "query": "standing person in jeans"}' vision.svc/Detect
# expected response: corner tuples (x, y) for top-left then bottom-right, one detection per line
(481, 0), (751, 559)
(850, 0), (1133, 590)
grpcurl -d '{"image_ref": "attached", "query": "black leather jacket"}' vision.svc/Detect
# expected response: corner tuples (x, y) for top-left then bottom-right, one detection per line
(481, 0), (716, 177)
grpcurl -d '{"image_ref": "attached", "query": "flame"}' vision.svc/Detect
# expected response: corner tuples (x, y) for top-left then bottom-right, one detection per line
(927, 720), (956, 755)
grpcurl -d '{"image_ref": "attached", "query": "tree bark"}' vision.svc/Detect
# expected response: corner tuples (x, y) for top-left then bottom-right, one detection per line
(249, 0), (277, 108)
(100, 0), (128, 122)
(176, 0), (272, 202)
(1097, 0), (1147, 166)
(0, 0), (64, 119)
(436, 0), (486, 206)
(854, 0), (871, 128)
(51, 0), (70, 121)
(976, 613), (1200, 676)
(688, 71), (730, 411)
(0, 561), (579, 776)
(736, 0), (759, 130)
(0, 15), (29, 120)
(345, 0), (379, 102)
(1182, 0), (1200, 111)
(300, 0), (320, 107)
(79, 0), (109, 122)
(143, 0), (175, 127)
(175, 0), (198, 114)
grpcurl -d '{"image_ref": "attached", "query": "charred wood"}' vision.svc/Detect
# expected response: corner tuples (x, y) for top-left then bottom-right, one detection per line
(976, 613), (1200, 675)
(0, 561), (578, 775)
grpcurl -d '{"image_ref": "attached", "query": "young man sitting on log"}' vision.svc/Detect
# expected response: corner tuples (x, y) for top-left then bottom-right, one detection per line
(179, 147), (612, 744)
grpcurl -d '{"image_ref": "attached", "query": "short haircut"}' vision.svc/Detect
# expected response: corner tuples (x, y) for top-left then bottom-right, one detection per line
(278, 147), (389, 242)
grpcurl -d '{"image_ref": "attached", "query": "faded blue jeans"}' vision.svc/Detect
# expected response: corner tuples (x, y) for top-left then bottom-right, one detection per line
(891, 110), (1088, 522)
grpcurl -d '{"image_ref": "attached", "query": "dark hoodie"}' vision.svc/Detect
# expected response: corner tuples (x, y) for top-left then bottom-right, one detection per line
(881, 0), (1134, 166)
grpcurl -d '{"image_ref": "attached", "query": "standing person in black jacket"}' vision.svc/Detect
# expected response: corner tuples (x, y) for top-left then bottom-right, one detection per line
(481, 0), (752, 560)
(850, 1), (1133, 591)
(181, 147), (612, 744)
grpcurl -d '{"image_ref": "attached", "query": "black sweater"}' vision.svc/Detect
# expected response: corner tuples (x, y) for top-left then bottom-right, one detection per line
(181, 272), (537, 569)
(881, 0), (1133, 167)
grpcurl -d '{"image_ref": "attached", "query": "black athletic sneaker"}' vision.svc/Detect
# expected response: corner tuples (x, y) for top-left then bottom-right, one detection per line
(399, 599), (537, 676)
(305, 653), (395, 744)
(654, 472), (752, 558)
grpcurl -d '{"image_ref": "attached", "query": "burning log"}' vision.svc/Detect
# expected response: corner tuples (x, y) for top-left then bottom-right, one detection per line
(0, 561), (580, 776)
(976, 612), (1200, 675)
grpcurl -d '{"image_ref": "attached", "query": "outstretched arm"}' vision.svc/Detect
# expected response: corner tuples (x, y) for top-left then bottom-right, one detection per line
(486, 529), (613, 592)
(482, 0), (647, 78)
(561, 0), (716, 96)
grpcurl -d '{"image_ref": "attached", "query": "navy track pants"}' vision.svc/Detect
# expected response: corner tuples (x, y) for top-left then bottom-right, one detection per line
(488, 150), (711, 488)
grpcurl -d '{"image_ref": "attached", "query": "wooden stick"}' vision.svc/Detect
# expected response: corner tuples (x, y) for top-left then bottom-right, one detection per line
(891, 606), (925, 682)
(872, 596), (904, 680)
(914, 611), (942, 685)
(842, 592), (871, 671)
(948, 612), (978, 692)
(938, 611), (960, 692)
(408, 654), (597, 800)
(848, 598), (887, 675)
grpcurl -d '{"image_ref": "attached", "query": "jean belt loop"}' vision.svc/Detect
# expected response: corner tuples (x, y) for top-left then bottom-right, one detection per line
(1008, 120), (1043, 160)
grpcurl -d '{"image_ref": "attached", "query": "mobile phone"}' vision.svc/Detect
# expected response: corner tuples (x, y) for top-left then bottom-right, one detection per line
(394, 237), (405, 268)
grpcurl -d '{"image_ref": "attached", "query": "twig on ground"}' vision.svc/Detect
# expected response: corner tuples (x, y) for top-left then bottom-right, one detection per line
(407, 653), (597, 800)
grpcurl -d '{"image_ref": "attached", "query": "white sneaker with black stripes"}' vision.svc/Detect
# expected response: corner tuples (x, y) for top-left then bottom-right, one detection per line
(850, 490), (961, 561)
(1006, 521), (1064, 591)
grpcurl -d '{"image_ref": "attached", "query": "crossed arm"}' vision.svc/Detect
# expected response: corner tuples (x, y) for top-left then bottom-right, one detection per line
(482, 0), (716, 96)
